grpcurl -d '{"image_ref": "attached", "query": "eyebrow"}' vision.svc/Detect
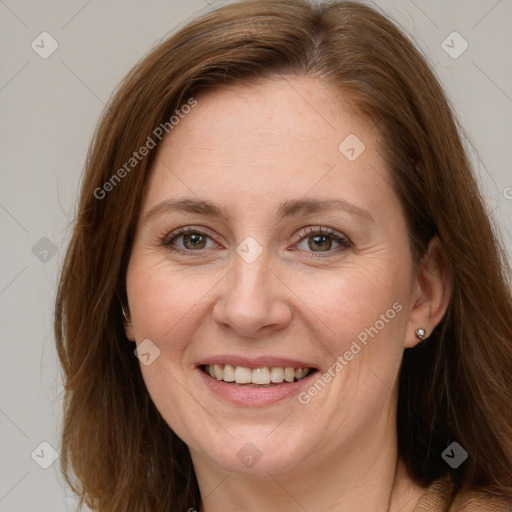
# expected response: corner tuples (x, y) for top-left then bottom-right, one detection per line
(143, 197), (373, 223)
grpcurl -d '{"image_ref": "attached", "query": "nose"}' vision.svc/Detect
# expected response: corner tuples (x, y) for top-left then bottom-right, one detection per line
(211, 251), (293, 339)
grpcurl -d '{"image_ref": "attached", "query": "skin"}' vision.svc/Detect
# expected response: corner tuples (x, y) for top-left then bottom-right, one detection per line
(124, 76), (451, 511)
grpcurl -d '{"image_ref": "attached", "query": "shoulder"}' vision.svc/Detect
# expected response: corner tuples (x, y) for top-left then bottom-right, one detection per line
(451, 487), (512, 511)
(413, 476), (512, 512)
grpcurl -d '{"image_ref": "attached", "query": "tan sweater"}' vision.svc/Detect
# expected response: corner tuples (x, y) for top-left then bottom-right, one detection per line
(413, 477), (512, 511)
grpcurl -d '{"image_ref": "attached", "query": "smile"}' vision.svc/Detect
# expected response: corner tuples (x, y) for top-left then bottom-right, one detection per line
(202, 364), (313, 386)
(197, 359), (320, 406)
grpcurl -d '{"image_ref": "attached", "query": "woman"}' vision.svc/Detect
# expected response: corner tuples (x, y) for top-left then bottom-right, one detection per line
(54, 1), (512, 511)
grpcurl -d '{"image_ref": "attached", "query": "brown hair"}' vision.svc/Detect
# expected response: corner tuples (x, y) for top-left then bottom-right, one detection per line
(54, 1), (512, 510)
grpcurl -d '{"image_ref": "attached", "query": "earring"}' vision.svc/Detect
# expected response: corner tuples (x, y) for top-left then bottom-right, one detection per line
(415, 328), (427, 341)
(121, 303), (132, 325)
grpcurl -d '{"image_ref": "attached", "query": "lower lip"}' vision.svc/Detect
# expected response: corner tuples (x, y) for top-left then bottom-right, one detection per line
(197, 368), (318, 406)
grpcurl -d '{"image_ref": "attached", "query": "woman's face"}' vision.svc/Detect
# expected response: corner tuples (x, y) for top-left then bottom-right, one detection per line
(125, 77), (422, 476)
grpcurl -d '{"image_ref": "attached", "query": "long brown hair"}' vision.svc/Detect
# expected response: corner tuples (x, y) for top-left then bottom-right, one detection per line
(54, 1), (512, 510)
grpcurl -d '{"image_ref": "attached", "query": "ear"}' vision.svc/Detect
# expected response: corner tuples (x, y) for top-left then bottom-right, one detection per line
(405, 235), (452, 348)
(121, 302), (136, 342)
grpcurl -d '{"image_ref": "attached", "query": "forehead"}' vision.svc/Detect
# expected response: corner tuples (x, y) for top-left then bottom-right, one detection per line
(142, 76), (391, 218)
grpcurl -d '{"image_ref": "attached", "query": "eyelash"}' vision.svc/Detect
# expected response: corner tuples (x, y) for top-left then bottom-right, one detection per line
(162, 226), (353, 258)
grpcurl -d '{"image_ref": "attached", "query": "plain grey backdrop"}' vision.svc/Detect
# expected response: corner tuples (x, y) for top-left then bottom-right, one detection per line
(1, 0), (511, 511)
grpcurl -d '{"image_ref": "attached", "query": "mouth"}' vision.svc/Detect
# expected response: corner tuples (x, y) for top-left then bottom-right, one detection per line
(200, 364), (318, 387)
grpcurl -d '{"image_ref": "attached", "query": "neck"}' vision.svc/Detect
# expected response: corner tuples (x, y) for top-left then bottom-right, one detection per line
(192, 411), (425, 512)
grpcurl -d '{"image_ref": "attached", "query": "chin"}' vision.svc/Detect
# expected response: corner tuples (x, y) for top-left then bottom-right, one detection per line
(186, 420), (315, 477)
(204, 437), (310, 476)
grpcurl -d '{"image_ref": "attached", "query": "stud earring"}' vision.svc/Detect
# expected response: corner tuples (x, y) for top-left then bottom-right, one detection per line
(121, 303), (132, 325)
(415, 328), (427, 341)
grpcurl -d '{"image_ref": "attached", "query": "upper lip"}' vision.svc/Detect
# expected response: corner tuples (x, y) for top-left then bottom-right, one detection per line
(196, 355), (317, 370)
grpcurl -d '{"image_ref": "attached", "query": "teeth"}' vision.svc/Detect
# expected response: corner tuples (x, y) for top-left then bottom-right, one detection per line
(284, 367), (295, 382)
(223, 364), (235, 382)
(270, 367), (284, 383)
(214, 364), (223, 380)
(234, 366), (252, 384)
(295, 367), (310, 380)
(205, 364), (312, 385)
(252, 367), (271, 385)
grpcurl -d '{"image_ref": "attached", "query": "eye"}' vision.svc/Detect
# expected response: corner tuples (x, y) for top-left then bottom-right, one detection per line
(163, 227), (220, 253)
(162, 225), (352, 257)
(293, 226), (352, 256)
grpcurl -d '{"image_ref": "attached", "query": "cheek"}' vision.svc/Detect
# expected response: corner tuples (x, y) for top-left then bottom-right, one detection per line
(125, 257), (219, 435)
(303, 260), (409, 342)
(126, 255), (219, 350)
(297, 263), (411, 407)
(127, 247), (411, 357)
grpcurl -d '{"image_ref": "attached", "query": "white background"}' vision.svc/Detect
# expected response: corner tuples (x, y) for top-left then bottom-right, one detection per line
(0, 1), (511, 511)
